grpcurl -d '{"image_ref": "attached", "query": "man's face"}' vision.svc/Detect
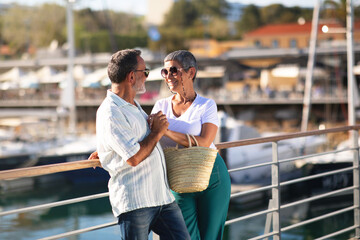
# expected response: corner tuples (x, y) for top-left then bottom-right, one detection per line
(133, 56), (147, 94)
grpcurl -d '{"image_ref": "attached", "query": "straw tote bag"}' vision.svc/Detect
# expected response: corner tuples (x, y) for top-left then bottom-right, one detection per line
(164, 134), (218, 193)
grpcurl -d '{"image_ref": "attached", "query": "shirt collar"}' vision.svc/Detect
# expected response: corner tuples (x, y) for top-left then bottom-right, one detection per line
(106, 89), (140, 108)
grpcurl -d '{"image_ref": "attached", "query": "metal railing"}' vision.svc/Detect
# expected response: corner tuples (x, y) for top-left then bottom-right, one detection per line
(1, 125), (359, 239)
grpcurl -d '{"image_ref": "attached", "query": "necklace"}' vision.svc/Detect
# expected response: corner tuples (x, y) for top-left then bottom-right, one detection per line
(184, 92), (197, 103)
(180, 75), (196, 104)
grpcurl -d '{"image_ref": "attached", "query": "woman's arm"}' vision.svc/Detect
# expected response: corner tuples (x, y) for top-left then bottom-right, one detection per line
(164, 123), (218, 147)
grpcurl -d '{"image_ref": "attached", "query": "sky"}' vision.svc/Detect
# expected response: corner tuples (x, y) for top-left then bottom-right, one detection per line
(2, 0), (318, 15)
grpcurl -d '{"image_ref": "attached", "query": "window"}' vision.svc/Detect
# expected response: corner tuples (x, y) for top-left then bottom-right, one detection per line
(254, 40), (261, 47)
(290, 39), (297, 48)
(272, 39), (279, 48)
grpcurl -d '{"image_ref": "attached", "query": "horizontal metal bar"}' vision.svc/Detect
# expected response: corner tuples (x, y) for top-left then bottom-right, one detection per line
(228, 161), (272, 173)
(281, 186), (355, 210)
(248, 231), (278, 240)
(0, 192), (109, 217)
(282, 206), (355, 232)
(230, 184), (275, 198)
(280, 166), (354, 186)
(216, 125), (360, 150)
(277, 147), (356, 164)
(315, 225), (357, 240)
(229, 147), (356, 174)
(38, 220), (118, 240)
(225, 208), (275, 226)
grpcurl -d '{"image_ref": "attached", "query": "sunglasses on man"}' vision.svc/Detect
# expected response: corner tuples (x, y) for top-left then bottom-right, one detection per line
(134, 68), (150, 78)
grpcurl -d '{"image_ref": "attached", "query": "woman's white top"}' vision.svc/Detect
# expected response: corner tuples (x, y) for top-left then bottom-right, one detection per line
(152, 94), (219, 149)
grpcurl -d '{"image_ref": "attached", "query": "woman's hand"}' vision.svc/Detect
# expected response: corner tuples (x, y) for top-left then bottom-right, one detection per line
(147, 114), (155, 129)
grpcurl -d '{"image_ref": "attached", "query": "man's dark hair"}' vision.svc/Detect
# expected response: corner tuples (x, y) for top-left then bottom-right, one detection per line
(107, 49), (141, 84)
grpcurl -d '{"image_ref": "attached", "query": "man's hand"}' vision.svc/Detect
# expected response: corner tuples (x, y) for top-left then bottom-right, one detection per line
(88, 151), (99, 160)
(149, 111), (168, 137)
(88, 151), (99, 169)
(147, 114), (155, 129)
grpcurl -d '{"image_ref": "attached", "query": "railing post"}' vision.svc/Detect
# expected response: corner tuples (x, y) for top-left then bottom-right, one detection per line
(264, 199), (274, 240)
(351, 129), (360, 237)
(272, 141), (281, 240)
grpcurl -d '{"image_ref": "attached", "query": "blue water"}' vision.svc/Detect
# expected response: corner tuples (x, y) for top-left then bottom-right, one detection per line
(0, 178), (357, 240)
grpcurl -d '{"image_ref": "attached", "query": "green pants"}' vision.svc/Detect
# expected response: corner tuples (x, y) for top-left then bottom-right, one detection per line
(172, 153), (231, 240)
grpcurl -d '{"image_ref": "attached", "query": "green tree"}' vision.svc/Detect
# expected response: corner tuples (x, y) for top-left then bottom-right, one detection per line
(1, 4), (148, 56)
(323, 0), (347, 25)
(162, 0), (199, 28)
(31, 4), (66, 47)
(157, 0), (231, 52)
(261, 4), (312, 24)
(236, 4), (313, 36)
(192, 0), (229, 18)
(2, 4), (66, 56)
(75, 9), (146, 52)
(236, 4), (262, 36)
(155, 0), (199, 52)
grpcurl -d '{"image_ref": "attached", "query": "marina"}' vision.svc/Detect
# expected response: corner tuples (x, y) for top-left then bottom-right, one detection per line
(1, 0), (360, 239)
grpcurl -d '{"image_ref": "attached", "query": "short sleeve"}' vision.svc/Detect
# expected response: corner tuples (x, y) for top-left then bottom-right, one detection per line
(201, 99), (219, 127)
(152, 100), (161, 114)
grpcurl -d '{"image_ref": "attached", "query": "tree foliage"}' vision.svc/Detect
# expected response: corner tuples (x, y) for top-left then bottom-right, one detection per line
(1, 4), (147, 56)
(323, 0), (347, 25)
(4, 1), (358, 57)
(236, 4), (262, 36)
(236, 4), (313, 35)
(192, 0), (229, 17)
(156, 0), (230, 53)
(2, 4), (66, 54)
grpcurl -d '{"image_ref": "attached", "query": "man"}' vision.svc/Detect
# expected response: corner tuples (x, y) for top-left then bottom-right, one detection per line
(95, 49), (190, 239)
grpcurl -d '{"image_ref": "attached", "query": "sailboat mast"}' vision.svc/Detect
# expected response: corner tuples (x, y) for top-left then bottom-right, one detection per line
(346, 0), (360, 237)
(301, 0), (321, 132)
(347, 0), (357, 127)
(66, 0), (76, 134)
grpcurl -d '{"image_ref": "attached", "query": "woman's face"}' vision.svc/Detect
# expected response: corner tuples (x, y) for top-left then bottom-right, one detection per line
(161, 60), (192, 92)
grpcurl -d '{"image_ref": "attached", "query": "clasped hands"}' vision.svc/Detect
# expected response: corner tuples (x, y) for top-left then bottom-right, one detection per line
(147, 111), (169, 135)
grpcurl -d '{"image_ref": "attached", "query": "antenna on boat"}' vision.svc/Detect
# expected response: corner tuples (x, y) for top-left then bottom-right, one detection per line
(60, 0), (77, 134)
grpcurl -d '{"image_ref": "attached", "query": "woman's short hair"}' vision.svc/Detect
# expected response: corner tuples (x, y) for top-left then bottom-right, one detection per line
(164, 50), (197, 81)
(107, 49), (141, 84)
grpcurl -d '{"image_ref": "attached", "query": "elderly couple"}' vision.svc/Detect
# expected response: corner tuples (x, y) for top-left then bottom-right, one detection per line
(90, 49), (231, 240)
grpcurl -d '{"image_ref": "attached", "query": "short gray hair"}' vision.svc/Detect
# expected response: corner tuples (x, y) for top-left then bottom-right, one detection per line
(164, 50), (197, 81)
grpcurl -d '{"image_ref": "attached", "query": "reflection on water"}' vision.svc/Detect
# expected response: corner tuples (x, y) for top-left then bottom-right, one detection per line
(0, 181), (357, 240)
(225, 194), (355, 240)
(0, 181), (118, 240)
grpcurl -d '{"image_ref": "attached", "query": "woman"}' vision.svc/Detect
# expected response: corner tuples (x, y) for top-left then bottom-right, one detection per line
(151, 50), (231, 240)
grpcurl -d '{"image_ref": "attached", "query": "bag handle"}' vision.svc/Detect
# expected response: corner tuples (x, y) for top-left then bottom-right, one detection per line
(174, 134), (198, 149)
(186, 134), (199, 147)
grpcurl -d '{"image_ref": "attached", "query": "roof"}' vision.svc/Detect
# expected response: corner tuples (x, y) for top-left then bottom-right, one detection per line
(244, 21), (347, 37)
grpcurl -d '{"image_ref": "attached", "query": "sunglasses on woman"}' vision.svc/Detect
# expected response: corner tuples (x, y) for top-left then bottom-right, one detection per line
(161, 66), (182, 78)
(134, 68), (150, 78)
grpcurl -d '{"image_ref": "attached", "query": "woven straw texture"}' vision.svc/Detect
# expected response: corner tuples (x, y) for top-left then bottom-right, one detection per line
(164, 134), (217, 193)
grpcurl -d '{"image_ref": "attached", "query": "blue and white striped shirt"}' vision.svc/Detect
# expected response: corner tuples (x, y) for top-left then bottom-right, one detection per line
(96, 90), (174, 217)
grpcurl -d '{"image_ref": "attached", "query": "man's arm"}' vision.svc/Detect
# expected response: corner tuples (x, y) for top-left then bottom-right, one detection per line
(126, 111), (168, 167)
